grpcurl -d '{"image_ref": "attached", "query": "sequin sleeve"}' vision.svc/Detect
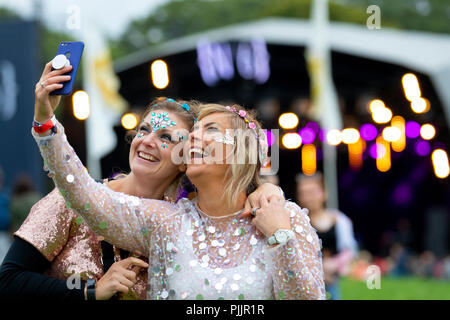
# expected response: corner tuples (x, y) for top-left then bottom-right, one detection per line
(14, 188), (73, 262)
(264, 201), (326, 300)
(31, 121), (180, 257)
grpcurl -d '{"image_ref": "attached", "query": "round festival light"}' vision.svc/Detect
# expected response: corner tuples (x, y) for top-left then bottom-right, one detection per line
(420, 124), (436, 140)
(382, 126), (401, 142)
(432, 149), (449, 179)
(121, 113), (138, 130)
(411, 97), (430, 114)
(360, 124), (377, 141)
(72, 90), (90, 120)
(151, 59), (170, 89)
(279, 113), (299, 129)
(326, 129), (342, 146)
(372, 106), (393, 124)
(282, 133), (302, 149)
(341, 128), (360, 144)
(402, 73), (421, 102)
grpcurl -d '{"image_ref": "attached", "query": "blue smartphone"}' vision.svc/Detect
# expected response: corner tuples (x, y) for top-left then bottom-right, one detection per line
(50, 41), (84, 95)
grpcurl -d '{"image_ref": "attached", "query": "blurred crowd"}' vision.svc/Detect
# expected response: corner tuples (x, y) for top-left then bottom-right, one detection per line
(350, 245), (450, 281)
(0, 167), (41, 262)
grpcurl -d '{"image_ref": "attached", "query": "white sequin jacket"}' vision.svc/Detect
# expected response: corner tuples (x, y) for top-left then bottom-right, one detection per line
(32, 121), (326, 300)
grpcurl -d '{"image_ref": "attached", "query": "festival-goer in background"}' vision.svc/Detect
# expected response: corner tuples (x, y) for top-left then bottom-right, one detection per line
(0, 61), (284, 300)
(0, 167), (11, 263)
(9, 173), (41, 234)
(31, 72), (325, 299)
(296, 172), (357, 300)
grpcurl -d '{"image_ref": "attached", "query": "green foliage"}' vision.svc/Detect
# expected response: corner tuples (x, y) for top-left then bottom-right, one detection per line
(0, 7), (20, 19)
(110, 0), (450, 60)
(340, 276), (450, 300)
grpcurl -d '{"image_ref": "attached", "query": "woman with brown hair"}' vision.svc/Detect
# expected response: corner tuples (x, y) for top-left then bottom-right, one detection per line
(30, 63), (324, 299)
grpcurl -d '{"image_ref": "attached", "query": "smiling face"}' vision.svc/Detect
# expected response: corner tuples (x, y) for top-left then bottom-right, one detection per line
(129, 110), (190, 184)
(184, 112), (234, 182)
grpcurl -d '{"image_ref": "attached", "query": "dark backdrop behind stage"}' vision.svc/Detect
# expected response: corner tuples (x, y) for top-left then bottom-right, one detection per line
(0, 21), (44, 194)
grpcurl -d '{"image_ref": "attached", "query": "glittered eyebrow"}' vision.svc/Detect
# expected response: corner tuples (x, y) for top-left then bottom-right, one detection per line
(204, 122), (222, 128)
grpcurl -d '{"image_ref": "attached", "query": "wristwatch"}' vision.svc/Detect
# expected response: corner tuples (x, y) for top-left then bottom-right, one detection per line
(267, 229), (295, 246)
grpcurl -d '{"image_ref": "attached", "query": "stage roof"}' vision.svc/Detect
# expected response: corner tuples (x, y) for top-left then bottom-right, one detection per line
(114, 18), (450, 125)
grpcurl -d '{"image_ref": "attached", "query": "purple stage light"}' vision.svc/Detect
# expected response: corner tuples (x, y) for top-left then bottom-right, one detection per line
(264, 129), (275, 147)
(318, 129), (325, 142)
(393, 183), (412, 205)
(405, 121), (421, 138)
(414, 140), (431, 156)
(369, 142), (386, 159)
(305, 121), (320, 133)
(360, 124), (377, 141)
(299, 128), (316, 144)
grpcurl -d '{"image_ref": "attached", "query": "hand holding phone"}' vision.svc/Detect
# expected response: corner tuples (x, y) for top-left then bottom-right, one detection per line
(50, 41), (84, 96)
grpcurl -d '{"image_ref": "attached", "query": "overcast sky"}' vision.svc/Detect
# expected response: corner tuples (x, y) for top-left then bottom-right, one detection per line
(0, 0), (169, 38)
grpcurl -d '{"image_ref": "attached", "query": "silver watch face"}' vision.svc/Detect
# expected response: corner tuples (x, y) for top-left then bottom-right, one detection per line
(275, 230), (288, 243)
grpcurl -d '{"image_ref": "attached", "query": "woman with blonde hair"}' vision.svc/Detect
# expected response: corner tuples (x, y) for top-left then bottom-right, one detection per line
(0, 62), (282, 300)
(30, 64), (325, 299)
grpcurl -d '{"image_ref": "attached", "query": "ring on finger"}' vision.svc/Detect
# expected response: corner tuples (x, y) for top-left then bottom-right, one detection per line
(40, 81), (46, 88)
(251, 207), (260, 217)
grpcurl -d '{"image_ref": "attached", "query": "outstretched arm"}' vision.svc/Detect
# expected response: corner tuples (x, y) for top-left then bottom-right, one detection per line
(32, 61), (179, 256)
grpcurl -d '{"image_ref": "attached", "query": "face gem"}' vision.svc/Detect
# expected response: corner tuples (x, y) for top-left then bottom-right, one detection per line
(150, 112), (176, 133)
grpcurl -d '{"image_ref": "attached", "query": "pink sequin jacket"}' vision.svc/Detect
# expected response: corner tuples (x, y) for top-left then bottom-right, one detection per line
(32, 121), (325, 300)
(15, 187), (148, 300)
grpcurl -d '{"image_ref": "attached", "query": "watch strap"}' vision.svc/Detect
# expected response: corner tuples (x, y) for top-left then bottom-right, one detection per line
(86, 278), (96, 300)
(267, 235), (277, 245)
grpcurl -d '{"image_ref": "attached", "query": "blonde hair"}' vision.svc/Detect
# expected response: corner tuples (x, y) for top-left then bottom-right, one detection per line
(197, 103), (264, 207)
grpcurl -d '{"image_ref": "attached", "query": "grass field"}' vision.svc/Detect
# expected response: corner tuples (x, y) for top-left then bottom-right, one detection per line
(340, 276), (450, 300)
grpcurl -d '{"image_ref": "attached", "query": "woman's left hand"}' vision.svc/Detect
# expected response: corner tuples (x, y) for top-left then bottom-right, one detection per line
(242, 183), (284, 217)
(249, 194), (291, 238)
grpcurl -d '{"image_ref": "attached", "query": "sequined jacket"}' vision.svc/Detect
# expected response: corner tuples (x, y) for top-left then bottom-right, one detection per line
(15, 188), (148, 300)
